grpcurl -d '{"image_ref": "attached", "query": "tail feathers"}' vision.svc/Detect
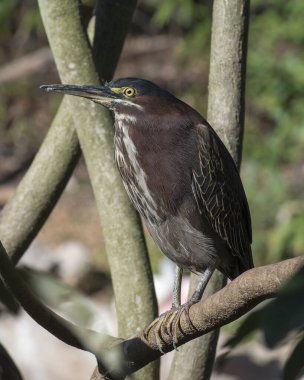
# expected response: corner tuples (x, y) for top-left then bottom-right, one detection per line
(218, 246), (254, 280)
(226, 246), (254, 280)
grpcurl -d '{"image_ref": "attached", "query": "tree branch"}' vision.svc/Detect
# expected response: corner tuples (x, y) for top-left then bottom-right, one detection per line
(0, 241), (89, 350)
(93, 0), (137, 82)
(207, 0), (250, 167)
(0, 99), (80, 265)
(108, 256), (304, 378)
(0, 240), (123, 379)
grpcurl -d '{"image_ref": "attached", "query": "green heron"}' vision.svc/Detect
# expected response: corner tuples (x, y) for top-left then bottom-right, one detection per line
(41, 78), (253, 348)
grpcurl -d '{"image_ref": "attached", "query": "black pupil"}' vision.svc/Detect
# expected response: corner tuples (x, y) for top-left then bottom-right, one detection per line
(126, 88), (132, 95)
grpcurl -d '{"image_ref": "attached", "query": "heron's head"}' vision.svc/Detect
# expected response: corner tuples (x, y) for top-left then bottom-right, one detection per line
(41, 77), (178, 116)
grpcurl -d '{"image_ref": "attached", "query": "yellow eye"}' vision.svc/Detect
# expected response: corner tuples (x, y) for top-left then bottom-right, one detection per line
(123, 87), (136, 97)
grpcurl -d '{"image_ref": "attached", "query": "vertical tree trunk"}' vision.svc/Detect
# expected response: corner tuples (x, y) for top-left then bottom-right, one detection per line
(208, 0), (250, 167)
(37, 1), (159, 379)
(168, 1), (250, 379)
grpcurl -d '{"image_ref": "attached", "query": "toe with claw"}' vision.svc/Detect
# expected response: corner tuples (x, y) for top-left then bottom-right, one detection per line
(143, 308), (179, 353)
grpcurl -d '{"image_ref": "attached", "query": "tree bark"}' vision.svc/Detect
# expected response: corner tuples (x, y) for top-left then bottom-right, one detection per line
(37, 1), (158, 379)
(119, 256), (304, 378)
(0, 100), (80, 264)
(208, 0), (250, 167)
(168, 1), (250, 379)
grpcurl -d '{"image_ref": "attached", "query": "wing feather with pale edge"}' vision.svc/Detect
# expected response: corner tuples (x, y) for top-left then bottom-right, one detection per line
(192, 123), (253, 270)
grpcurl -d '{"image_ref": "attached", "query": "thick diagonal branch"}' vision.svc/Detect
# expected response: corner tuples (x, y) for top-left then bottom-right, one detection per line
(0, 240), (124, 379)
(110, 256), (304, 378)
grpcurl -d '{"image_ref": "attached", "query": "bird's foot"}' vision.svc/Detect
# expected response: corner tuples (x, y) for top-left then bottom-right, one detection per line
(143, 307), (179, 353)
(169, 301), (197, 349)
(143, 302), (197, 352)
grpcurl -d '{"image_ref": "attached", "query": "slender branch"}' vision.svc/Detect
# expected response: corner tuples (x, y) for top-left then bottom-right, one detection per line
(0, 240), (123, 379)
(0, 241), (89, 350)
(93, 0), (137, 82)
(0, 99), (80, 265)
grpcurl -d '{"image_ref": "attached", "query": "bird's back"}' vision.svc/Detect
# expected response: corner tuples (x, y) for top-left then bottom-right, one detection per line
(190, 112), (253, 278)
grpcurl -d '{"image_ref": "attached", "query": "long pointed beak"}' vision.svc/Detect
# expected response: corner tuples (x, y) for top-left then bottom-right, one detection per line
(40, 84), (115, 103)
